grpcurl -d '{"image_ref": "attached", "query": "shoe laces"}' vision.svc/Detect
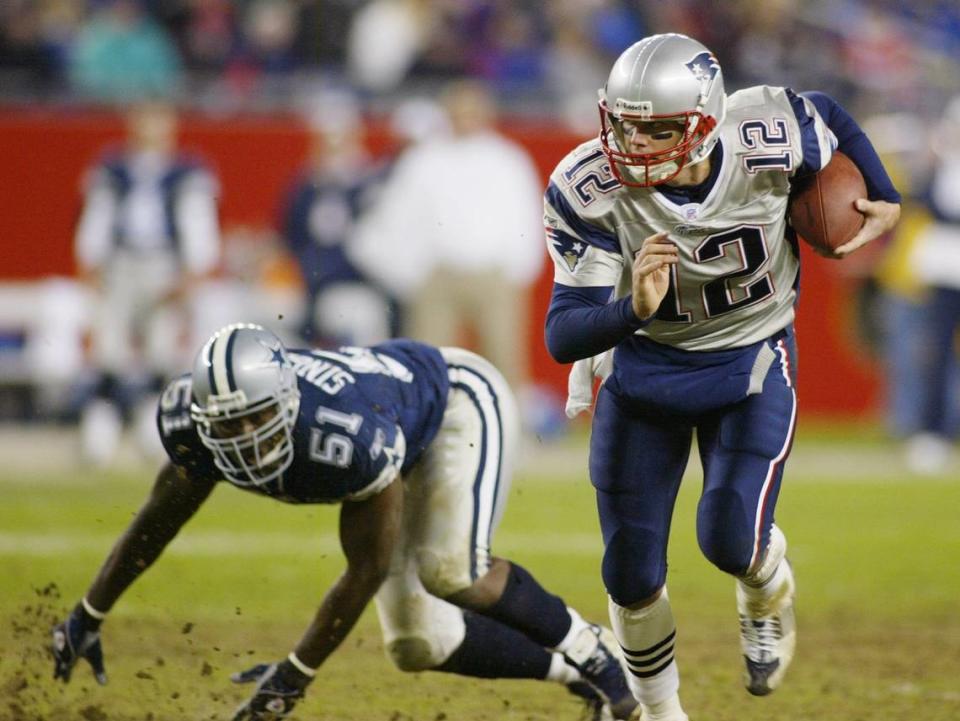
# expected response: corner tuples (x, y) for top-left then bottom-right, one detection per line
(740, 615), (782, 661)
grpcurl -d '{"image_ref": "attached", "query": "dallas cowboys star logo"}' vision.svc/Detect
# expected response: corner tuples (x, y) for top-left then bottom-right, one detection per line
(258, 339), (289, 367)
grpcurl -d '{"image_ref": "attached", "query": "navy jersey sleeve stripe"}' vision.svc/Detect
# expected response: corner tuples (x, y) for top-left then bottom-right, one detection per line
(800, 91), (902, 204)
(545, 283), (650, 363)
(784, 88), (829, 178)
(545, 182), (622, 255)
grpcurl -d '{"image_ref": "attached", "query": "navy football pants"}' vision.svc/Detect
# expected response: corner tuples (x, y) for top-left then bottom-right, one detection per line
(590, 338), (798, 607)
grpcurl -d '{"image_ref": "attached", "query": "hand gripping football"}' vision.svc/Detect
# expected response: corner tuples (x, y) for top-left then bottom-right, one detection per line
(788, 152), (867, 257)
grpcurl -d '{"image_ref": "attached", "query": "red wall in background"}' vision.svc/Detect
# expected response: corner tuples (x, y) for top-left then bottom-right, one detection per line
(0, 108), (882, 419)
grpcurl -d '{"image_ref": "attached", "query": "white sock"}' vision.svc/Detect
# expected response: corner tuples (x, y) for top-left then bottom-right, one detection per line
(739, 525), (791, 614)
(643, 692), (688, 721)
(608, 590), (681, 707)
(553, 606), (592, 654)
(546, 652), (581, 684)
(739, 559), (791, 615)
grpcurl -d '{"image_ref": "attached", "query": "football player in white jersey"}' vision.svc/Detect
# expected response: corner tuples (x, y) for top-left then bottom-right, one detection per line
(543, 33), (901, 721)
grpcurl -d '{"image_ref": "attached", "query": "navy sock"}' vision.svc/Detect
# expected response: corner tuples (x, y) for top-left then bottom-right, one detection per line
(483, 563), (572, 648)
(436, 611), (552, 679)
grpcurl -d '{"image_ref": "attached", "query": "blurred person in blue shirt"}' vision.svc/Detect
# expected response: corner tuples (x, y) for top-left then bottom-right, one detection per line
(279, 91), (399, 348)
(69, 0), (182, 102)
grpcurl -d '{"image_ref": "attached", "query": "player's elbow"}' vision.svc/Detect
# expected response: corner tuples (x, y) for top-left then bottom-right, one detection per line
(544, 315), (582, 364)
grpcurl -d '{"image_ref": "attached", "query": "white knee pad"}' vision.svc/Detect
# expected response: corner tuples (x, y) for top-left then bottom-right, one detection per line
(375, 573), (466, 673)
(386, 636), (449, 672)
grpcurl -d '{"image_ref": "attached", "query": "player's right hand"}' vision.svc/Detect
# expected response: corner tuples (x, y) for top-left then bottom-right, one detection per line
(631, 231), (678, 321)
(51, 603), (107, 685)
(231, 660), (312, 720)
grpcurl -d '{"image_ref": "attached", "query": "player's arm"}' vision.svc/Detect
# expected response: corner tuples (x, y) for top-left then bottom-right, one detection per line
(52, 461), (217, 685)
(799, 91), (901, 255)
(231, 478), (403, 719)
(544, 180), (662, 363)
(86, 461), (217, 610)
(296, 477), (403, 666)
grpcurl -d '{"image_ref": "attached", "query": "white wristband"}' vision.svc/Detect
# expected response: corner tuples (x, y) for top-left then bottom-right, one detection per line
(81, 597), (107, 620)
(287, 652), (317, 678)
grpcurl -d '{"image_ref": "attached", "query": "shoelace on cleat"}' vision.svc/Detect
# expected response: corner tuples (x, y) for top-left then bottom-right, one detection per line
(739, 616), (783, 661)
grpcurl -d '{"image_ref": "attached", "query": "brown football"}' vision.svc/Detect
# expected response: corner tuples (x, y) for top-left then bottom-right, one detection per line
(788, 151), (866, 256)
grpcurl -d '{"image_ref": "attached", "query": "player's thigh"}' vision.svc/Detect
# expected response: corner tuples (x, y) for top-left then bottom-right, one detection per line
(591, 386), (693, 602)
(408, 347), (519, 596)
(696, 361), (797, 573)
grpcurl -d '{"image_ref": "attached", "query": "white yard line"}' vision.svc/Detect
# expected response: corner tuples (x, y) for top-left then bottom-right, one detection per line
(0, 530), (603, 558)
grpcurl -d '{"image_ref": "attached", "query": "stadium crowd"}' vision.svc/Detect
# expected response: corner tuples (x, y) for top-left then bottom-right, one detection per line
(0, 0), (957, 119)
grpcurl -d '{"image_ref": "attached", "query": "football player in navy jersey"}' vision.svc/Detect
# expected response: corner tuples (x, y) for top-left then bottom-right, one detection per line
(50, 323), (638, 721)
(543, 34), (901, 720)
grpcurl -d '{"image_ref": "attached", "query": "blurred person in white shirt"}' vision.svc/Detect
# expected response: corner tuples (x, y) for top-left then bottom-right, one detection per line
(75, 100), (220, 466)
(350, 80), (546, 419)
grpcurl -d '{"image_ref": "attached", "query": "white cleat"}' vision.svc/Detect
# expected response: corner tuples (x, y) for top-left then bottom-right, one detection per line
(736, 553), (796, 696)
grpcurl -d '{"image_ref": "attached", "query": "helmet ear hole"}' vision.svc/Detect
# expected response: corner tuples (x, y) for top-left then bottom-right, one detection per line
(190, 324), (301, 486)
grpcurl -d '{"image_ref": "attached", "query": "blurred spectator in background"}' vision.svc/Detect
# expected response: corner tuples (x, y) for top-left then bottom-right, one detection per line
(69, 0), (182, 103)
(75, 100), (220, 466)
(859, 112), (939, 446)
(351, 78), (557, 433)
(903, 96), (960, 473)
(279, 89), (399, 347)
(346, 0), (431, 94)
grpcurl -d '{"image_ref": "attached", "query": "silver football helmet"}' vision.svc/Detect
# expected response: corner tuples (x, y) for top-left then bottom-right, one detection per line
(598, 33), (727, 187)
(190, 323), (301, 486)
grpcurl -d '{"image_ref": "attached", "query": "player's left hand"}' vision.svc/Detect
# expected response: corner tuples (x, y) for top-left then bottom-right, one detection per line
(231, 659), (313, 720)
(834, 199), (901, 257)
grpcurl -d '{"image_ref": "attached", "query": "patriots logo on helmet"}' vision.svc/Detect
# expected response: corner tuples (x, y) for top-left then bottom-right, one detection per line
(685, 52), (720, 83)
(547, 226), (588, 273)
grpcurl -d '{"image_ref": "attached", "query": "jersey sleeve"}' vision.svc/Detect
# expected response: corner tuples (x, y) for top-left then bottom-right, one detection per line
(344, 424), (406, 501)
(156, 374), (221, 482)
(543, 153), (624, 288)
(782, 87), (837, 178)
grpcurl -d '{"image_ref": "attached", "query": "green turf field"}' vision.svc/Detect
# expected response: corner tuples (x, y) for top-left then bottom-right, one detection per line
(1, 430), (958, 721)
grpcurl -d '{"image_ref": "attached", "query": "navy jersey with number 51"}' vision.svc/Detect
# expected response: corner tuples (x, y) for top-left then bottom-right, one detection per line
(157, 339), (450, 503)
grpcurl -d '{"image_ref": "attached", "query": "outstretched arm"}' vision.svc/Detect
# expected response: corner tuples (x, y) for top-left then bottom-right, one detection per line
(52, 462), (216, 685)
(87, 461), (218, 611)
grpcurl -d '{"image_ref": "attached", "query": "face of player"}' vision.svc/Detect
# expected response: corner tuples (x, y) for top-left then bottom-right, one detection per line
(613, 117), (713, 187)
(617, 119), (686, 155)
(209, 405), (288, 473)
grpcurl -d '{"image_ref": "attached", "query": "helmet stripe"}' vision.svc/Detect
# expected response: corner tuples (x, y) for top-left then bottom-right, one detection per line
(210, 327), (233, 395)
(204, 337), (218, 395)
(224, 328), (239, 392)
